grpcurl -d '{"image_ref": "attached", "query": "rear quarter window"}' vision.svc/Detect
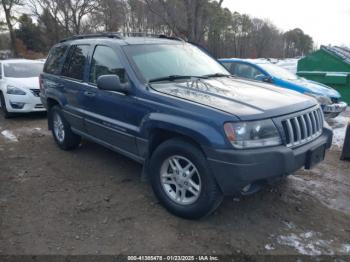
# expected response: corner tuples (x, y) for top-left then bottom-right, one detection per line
(44, 45), (68, 75)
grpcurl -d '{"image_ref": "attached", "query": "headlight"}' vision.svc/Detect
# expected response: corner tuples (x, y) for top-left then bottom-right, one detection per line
(224, 119), (282, 149)
(7, 85), (26, 95)
(305, 93), (332, 105)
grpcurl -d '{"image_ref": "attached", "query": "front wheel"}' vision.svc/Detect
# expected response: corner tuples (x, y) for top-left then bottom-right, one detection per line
(49, 105), (81, 150)
(0, 92), (14, 119)
(149, 138), (223, 219)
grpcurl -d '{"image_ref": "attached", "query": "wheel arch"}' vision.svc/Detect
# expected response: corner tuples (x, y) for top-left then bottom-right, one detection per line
(46, 97), (61, 130)
(140, 113), (225, 157)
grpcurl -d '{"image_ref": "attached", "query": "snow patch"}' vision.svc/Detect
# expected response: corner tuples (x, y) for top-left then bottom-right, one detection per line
(277, 232), (333, 255)
(327, 115), (349, 149)
(342, 244), (350, 253)
(275, 58), (300, 74)
(282, 220), (296, 229)
(1, 130), (18, 142)
(264, 244), (275, 250)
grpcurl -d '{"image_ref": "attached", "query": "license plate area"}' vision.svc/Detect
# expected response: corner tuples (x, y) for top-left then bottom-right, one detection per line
(305, 144), (326, 169)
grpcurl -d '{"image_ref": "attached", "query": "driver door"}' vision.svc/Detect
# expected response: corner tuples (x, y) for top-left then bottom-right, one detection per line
(82, 45), (140, 156)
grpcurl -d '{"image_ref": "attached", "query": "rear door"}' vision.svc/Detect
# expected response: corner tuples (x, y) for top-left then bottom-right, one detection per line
(60, 44), (91, 131)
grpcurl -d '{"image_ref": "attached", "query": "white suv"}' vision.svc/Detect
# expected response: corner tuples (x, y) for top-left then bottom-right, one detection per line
(0, 59), (45, 118)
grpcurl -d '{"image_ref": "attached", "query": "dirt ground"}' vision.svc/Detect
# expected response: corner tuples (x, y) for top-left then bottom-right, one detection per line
(0, 112), (350, 256)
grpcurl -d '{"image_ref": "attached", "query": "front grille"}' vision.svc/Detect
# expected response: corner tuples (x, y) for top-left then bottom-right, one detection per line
(30, 89), (40, 97)
(282, 107), (324, 148)
(35, 104), (44, 108)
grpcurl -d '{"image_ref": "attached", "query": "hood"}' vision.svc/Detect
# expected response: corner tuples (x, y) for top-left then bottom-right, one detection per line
(5, 77), (40, 90)
(284, 78), (341, 98)
(151, 77), (316, 120)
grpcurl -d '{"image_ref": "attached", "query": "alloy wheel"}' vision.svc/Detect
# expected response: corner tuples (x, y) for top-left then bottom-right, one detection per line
(53, 112), (65, 143)
(160, 155), (202, 205)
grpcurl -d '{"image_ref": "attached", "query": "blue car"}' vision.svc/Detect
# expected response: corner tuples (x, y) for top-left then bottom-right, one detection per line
(219, 58), (347, 118)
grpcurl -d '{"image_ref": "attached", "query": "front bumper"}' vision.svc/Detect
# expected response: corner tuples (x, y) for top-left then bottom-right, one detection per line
(323, 102), (347, 118)
(205, 127), (333, 196)
(4, 93), (46, 113)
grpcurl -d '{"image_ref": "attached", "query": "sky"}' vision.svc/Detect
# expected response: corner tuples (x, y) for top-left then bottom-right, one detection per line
(222, 0), (350, 47)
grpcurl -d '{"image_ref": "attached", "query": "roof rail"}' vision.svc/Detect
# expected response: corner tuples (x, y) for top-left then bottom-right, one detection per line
(59, 32), (185, 43)
(60, 32), (123, 43)
(120, 32), (185, 41)
(158, 34), (185, 42)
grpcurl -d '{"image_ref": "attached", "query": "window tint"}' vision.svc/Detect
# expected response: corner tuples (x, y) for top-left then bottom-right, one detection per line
(234, 63), (263, 80)
(221, 62), (236, 75)
(62, 45), (90, 81)
(44, 45), (68, 75)
(89, 45), (127, 84)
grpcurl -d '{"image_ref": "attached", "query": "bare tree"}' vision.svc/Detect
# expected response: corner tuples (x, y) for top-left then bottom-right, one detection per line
(1, 0), (23, 56)
(29, 0), (98, 35)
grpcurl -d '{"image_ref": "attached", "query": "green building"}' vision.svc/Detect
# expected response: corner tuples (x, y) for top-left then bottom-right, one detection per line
(297, 46), (350, 104)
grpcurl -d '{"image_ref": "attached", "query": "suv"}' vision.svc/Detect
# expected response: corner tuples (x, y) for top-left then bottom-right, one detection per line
(41, 33), (333, 219)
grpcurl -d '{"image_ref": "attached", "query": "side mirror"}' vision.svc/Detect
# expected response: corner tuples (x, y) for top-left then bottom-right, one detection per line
(97, 74), (130, 94)
(255, 74), (273, 83)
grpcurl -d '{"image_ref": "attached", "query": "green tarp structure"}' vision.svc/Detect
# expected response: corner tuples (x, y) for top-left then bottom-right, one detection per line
(297, 46), (350, 104)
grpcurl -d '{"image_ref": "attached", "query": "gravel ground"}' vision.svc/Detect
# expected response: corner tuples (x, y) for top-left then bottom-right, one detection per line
(0, 112), (350, 256)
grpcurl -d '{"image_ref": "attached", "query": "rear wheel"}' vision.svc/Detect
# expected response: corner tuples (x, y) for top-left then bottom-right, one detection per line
(50, 105), (81, 150)
(149, 138), (223, 219)
(0, 92), (14, 119)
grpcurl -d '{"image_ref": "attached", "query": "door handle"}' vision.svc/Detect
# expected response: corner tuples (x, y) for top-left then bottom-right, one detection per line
(83, 91), (96, 97)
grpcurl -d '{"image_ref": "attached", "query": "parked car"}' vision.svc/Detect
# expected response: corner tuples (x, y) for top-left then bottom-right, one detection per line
(41, 33), (333, 219)
(219, 58), (347, 118)
(0, 59), (45, 118)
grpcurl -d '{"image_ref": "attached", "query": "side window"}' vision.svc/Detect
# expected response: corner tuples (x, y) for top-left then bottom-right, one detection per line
(44, 45), (68, 75)
(62, 45), (90, 81)
(89, 45), (127, 84)
(235, 63), (263, 80)
(0, 63), (2, 79)
(221, 62), (236, 75)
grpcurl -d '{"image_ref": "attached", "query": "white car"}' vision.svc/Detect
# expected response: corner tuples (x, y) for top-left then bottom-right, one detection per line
(0, 59), (45, 118)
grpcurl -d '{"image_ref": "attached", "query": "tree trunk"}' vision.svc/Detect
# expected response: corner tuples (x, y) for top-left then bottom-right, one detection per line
(2, 5), (18, 56)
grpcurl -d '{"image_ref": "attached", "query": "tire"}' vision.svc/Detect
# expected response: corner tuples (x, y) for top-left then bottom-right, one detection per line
(49, 105), (81, 150)
(149, 138), (223, 219)
(0, 92), (14, 119)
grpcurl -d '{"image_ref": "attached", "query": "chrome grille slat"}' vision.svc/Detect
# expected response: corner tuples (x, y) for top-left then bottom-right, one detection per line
(30, 89), (41, 97)
(286, 119), (294, 144)
(293, 117), (301, 141)
(313, 111), (320, 131)
(305, 113), (312, 137)
(310, 112), (317, 135)
(300, 116), (308, 139)
(282, 107), (324, 148)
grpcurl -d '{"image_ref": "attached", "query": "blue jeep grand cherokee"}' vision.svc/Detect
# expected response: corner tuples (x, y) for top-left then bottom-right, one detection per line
(40, 33), (333, 219)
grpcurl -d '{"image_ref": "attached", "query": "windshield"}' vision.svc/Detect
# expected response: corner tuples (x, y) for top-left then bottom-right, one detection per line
(123, 44), (229, 81)
(4, 63), (44, 78)
(258, 63), (298, 80)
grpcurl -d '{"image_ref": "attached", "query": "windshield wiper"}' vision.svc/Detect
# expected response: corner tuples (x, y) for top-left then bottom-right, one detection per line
(203, 73), (231, 78)
(149, 75), (205, 83)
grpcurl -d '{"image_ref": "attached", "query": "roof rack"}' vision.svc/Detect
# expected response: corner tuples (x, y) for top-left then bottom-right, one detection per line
(60, 32), (123, 43)
(59, 32), (185, 43)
